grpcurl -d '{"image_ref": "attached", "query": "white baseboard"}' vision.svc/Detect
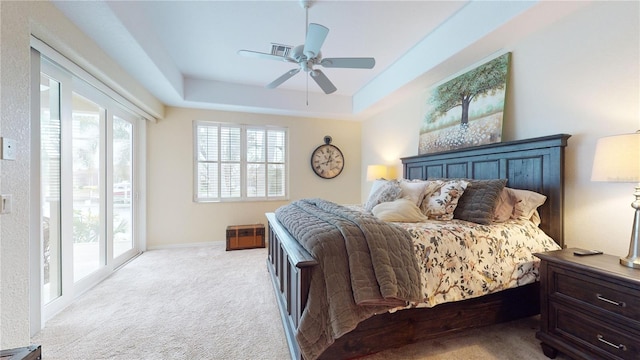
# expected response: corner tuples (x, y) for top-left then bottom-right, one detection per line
(146, 241), (224, 250)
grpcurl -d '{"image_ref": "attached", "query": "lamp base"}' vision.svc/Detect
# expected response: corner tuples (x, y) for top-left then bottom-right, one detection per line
(620, 257), (640, 269)
(620, 185), (640, 269)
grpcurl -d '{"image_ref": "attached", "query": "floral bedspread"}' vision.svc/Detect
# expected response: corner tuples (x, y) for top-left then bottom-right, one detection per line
(393, 218), (561, 308)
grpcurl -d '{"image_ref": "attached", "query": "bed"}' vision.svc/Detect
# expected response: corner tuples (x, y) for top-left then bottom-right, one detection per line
(266, 133), (570, 360)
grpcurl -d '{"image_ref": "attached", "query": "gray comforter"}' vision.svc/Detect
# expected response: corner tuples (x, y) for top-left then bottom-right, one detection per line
(275, 198), (421, 360)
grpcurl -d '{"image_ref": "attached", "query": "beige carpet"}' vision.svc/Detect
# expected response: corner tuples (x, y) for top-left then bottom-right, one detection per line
(32, 242), (568, 360)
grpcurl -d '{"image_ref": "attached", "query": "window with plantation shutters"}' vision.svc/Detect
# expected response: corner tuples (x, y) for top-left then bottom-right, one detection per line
(194, 121), (288, 202)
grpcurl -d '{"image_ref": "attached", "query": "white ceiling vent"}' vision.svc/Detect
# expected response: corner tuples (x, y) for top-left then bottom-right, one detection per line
(270, 43), (292, 57)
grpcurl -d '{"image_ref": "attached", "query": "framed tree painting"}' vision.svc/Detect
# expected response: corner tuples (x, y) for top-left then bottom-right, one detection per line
(419, 53), (510, 154)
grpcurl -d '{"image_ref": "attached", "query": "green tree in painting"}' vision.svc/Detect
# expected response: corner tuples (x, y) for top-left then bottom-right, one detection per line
(427, 54), (509, 126)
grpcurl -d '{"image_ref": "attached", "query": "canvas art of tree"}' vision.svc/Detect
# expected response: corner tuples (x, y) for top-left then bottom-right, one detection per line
(419, 53), (510, 154)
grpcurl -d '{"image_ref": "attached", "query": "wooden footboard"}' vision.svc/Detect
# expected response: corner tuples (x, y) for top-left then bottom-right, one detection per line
(266, 212), (316, 360)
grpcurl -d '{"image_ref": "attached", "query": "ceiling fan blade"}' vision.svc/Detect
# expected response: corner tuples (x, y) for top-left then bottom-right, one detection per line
(303, 23), (329, 59)
(310, 69), (337, 94)
(266, 68), (301, 89)
(320, 57), (376, 69)
(238, 50), (292, 63)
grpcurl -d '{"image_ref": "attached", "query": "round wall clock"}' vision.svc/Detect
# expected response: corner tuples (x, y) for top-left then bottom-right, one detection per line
(311, 136), (344, 179)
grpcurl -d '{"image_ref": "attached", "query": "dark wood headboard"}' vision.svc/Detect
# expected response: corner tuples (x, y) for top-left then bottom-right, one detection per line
(401, 134), (571, 248)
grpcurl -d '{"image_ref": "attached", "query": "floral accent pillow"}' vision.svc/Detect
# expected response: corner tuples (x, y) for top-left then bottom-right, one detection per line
(420, 180), (469, 220)
(364, 180), (401, 212)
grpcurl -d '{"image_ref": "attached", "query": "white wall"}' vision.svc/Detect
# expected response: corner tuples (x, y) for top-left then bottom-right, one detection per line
(362, 1), (640, 257)
(0, 1), (162, 348)
(146, 107), (361, 248)
(0, 2), (32, 347)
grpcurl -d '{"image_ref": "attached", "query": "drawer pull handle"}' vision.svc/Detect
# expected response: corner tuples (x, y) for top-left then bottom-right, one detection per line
(596, 294), (626, 307)
(597, 334), (627, 351)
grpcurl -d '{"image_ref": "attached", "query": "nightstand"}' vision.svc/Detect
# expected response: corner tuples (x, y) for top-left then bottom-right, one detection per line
(534, 249), (640, 360)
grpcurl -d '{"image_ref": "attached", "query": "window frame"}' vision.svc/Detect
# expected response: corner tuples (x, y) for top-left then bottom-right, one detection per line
(193, 121), (289, 202)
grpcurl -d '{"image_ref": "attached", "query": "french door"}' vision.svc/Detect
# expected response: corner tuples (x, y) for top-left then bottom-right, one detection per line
(38, 57), (141, 321)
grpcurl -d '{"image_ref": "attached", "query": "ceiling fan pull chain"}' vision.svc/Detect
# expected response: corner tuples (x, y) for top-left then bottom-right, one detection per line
(306, 74), (309, 106)
(304, 0), (309, 106)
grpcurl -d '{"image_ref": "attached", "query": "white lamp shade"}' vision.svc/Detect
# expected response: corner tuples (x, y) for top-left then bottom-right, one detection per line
(591, 132), (640, 183)
(366, 165), (389, 181)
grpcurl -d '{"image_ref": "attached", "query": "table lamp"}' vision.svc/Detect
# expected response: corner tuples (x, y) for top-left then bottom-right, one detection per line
(591, 131), (640, 268)
(366, 165), (389, 181)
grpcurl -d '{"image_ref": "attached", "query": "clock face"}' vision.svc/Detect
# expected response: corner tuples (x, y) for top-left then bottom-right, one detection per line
(311, 144), (344, 179)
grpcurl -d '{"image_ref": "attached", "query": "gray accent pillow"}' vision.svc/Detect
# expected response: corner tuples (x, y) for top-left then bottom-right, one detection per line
(453, 178), (507, 225)
(364, 180), (401, 212)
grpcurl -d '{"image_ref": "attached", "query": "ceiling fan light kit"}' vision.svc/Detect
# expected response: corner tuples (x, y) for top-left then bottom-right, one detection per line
(237, 0), (375, 95)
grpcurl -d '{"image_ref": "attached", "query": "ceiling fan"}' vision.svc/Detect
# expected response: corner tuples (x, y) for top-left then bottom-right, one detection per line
(237, 0), (375, 95)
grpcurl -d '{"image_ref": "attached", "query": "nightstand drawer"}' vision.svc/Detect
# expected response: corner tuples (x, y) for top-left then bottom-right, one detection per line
(536, 250), (640, 360)
(553, 304), (640, 360)
(554, 269), (640, 321)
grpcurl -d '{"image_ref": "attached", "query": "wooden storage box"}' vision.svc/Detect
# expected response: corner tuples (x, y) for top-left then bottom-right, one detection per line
(226, 224), (265, 251)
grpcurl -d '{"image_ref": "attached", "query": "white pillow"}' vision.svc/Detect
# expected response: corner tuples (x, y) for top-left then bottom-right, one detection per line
(372, 198), (428, 222)
(511, 188), (547, 220)
(493, 187), (547, 223)
(398, 179), (431, 206)
(493, 187), (518, 222)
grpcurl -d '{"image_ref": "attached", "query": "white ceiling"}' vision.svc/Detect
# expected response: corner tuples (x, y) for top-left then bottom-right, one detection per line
(51, 0), (590, 120)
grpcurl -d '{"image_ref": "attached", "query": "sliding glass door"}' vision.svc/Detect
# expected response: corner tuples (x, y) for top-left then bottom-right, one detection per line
(40, 72), (62, 305)
(39, 57), (141, 320)
(71, 92), (105, 282)
(112, 114), (135, 259)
